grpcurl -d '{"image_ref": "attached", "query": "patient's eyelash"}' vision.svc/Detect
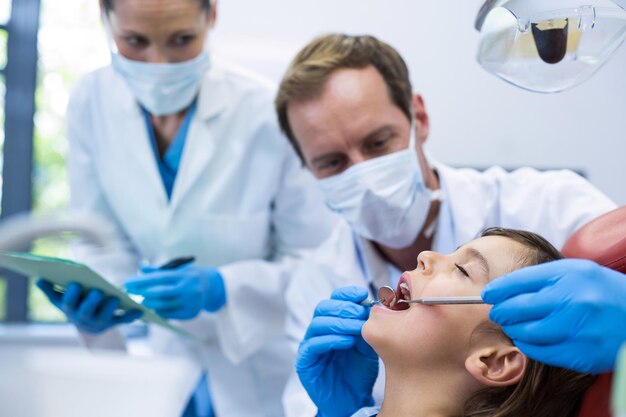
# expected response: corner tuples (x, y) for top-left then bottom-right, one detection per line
(455, 263), (470, 278)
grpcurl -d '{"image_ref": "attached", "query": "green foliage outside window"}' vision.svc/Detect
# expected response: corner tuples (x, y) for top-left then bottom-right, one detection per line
(5, 0), (108, 322)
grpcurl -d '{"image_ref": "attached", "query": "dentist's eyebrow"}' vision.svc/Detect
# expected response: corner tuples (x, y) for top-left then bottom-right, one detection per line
(361, 125), (395, 144)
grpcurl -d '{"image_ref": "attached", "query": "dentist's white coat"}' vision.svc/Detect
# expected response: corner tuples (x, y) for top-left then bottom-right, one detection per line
(67, 60), (337, 417)
(282, 161), (617, 417)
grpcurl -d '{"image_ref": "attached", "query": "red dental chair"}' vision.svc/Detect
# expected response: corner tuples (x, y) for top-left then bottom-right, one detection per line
(561, 206), (626, 417)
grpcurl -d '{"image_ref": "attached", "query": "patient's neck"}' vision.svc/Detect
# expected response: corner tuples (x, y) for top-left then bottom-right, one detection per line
(377, 360), (478, 417)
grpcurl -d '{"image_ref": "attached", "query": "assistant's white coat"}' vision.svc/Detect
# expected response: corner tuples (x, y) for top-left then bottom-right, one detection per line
(67, 60), (338, 417)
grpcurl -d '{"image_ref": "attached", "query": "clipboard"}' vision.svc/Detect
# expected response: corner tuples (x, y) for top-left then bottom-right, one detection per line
(0, 251), (199, 340)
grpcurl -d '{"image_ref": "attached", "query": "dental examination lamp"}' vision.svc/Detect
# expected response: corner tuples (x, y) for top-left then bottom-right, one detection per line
(475, 0), (626, 92)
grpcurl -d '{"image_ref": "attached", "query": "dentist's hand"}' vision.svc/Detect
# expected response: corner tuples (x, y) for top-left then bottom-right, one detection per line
(124, 264), (226, 320)
(296, 286), (378, 417)
(36, 280), (143, 334)
(482, 259), (626, 374)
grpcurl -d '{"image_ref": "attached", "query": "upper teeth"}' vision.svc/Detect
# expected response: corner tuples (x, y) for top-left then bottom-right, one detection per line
(399, 282), (410, 300)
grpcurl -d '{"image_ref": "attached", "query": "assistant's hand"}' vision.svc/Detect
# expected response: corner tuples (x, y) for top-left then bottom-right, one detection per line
(36, 279), (143, 334)
(482, 259), (626, 374)
(296, 286), (378, 417)
(124, 264), (226, 320)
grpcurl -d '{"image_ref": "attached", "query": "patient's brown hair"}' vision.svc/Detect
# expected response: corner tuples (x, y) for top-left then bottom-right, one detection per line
(463, 228), (596, 417)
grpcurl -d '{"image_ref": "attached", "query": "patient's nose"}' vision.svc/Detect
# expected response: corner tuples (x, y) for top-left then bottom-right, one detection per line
(417, 251), (437, 276)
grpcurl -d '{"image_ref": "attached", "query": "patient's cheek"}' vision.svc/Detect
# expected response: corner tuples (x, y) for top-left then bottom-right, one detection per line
(420, 280), (458, 297)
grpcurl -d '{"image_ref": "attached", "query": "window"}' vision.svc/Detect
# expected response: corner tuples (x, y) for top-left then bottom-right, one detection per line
(0, 0), (40, 323)
(27, 0), (107, 322)
(0, 0), (10, 321)
(0, 0), (107, 322)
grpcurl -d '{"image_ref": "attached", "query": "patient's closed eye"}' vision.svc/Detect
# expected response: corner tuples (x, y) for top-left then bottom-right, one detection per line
(455, 263), (470, 278)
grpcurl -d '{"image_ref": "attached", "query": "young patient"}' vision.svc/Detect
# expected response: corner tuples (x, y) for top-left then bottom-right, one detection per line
(359, 227), (595, 417)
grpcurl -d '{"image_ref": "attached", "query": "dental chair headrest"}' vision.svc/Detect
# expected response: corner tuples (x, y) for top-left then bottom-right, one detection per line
(562, 206), (626, 273)
(561, 206), (626, 417)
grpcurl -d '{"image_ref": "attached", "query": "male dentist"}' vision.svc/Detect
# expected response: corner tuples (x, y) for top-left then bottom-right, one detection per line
(274, 33), (617, 417)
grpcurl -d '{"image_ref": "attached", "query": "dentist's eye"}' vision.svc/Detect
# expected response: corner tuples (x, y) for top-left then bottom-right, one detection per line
(171, 35), (196, 47)
(455, 263), (470, 278)
(124, 35), (148, 48)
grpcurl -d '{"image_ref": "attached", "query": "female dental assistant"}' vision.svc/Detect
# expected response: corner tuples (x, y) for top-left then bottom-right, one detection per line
(36, 0), (337, 416)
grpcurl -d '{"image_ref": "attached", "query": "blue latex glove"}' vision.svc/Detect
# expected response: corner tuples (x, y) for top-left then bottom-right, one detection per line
(36, 279), (143, 334)
(296, 286), (379, 417)
(124, 264), (226, 320)
(482, 259), (626, 374)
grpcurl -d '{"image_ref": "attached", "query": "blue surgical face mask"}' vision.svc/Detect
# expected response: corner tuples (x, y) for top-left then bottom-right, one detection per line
(316, 127), (436, 249)
(103, 14), (211, 115)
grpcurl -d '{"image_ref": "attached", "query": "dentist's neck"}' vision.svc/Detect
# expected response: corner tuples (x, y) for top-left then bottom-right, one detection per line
(373, 166), (440, 271)
(374, 199), (440, 272)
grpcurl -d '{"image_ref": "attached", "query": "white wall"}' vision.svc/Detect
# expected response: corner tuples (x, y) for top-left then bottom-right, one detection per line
(211, 0), (626, 205)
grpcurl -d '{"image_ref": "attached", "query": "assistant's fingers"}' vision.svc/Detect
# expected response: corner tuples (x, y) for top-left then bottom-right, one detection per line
(62, 283), (84, 313)
(96, 297), (121, 322)
(75, 290), (104, 323)
(500, 311), (571, 346)
(124, 273), (180, 294)
(482, 261), (563, 304)
(36, 279), (63, 307)
(141, 285), (185, 299)
(114, 309), (144, 325)
(489, 290), (560, 326)
(512, 340), (599, 373)
(142, 297), (185, 312)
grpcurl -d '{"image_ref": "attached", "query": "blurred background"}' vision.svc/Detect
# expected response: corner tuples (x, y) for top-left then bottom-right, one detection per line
(0, 0), (624, 324)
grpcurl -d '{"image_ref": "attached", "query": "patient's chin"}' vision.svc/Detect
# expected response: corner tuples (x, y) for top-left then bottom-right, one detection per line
(361, 319), (386, 352)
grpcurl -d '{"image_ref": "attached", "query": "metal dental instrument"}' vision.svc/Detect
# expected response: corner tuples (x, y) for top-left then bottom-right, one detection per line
(359, 286), (396, 308)
(397, 296), (484, 305)
(359, 285), (484, 307)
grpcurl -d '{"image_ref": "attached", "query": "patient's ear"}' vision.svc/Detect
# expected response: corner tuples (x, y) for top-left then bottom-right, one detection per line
(465, 345), (527, 387)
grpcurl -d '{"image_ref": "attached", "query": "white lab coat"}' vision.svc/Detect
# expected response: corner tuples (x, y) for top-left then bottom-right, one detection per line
(66, 60), (338, 417)
(282, 161), (617, 417)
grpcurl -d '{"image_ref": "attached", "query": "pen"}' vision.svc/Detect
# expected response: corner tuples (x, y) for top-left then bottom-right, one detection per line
(157, 256), (195, 270)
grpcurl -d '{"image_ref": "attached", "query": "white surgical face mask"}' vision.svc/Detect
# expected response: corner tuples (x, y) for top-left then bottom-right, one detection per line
(103, 14), (211, 115)
(111, 51), (211, 115)
(316, 127), (434, 249)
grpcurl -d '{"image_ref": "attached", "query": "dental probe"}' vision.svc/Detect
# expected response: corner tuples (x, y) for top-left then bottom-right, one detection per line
(397, 296), (484, 305)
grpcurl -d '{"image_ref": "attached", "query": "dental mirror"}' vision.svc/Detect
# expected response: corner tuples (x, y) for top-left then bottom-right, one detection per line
(377, 286), (397, 308)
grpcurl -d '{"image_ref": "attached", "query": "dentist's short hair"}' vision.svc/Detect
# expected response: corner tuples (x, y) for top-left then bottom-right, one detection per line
(275, 34), (413, 162)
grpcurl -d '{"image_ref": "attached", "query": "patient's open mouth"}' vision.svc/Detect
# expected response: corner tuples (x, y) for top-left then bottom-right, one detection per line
(392, 274), (411, 311)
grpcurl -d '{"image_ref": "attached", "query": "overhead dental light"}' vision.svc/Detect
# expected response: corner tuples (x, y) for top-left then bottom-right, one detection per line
(475, 0), (626, 93)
